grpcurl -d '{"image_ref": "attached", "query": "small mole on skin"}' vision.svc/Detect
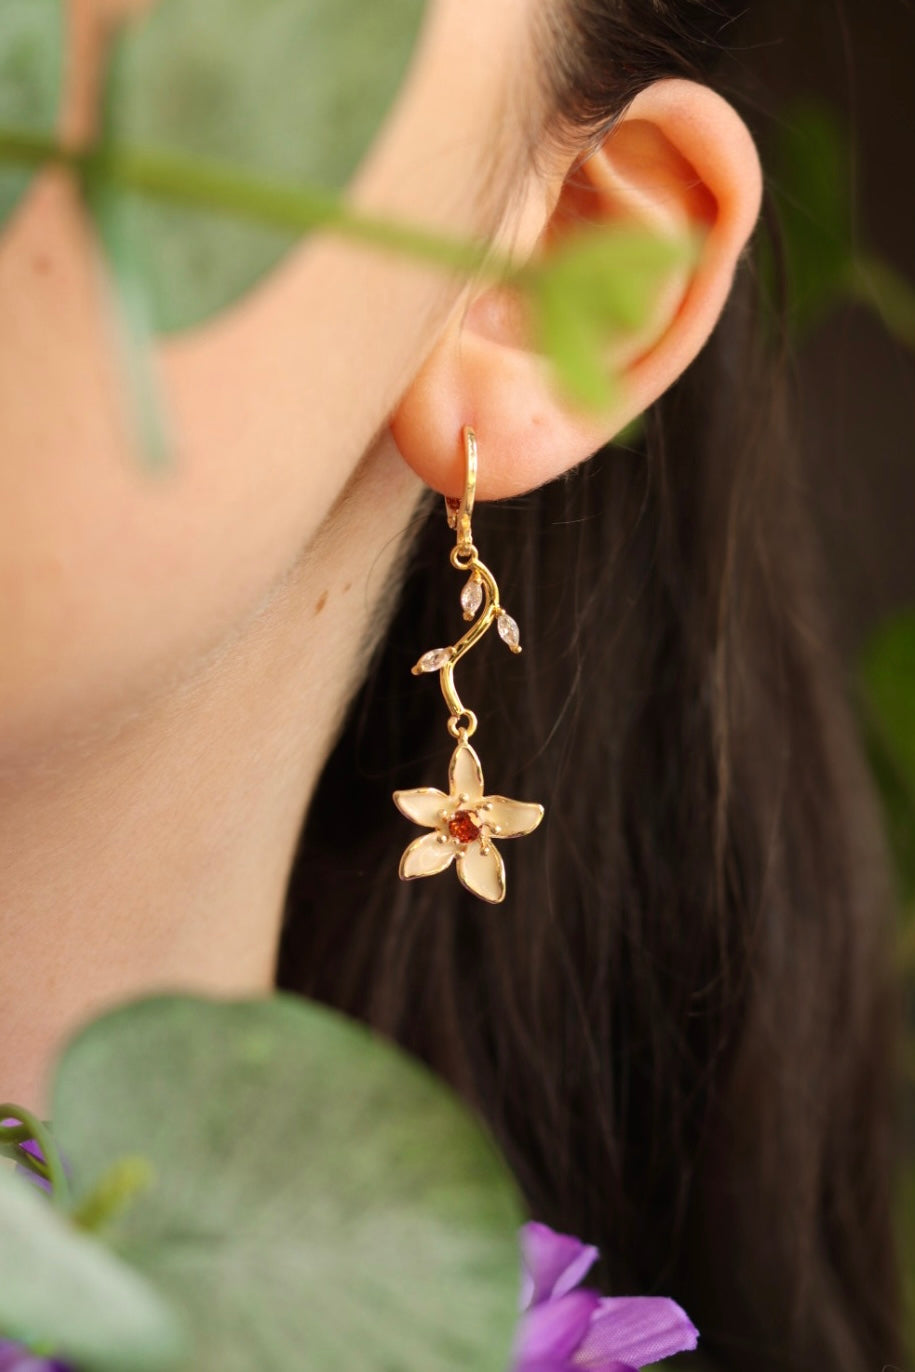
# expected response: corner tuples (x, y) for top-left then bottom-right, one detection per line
(314, 590), (328, 616)
(343, 581), (352, 594)
(33, 254), (52, 275)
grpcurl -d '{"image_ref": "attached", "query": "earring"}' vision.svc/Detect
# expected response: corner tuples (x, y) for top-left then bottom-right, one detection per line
(392, 425), (544, 904)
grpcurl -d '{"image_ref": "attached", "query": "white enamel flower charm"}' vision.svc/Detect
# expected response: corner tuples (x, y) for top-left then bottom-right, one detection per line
(393, 740), (544, 904)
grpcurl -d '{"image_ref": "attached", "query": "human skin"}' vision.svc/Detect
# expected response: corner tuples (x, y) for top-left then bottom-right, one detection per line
(0, 0), (761, 1114)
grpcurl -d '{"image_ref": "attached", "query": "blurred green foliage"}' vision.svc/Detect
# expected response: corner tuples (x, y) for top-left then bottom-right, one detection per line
(0, 0), (62, 222)
(0, 0), (691, 462)
(101, 0), (425, 332)
(770, 99), (915, 348)
(528, 223), (697, 410)
(0, 1159), (184, 1371)
(858, 612), (915, 1352)
(770, 99), (853, 336)
(860, 612), (915, 912)
(772, 95), (915, 1353)
(1, 993), (523, 1370)
(769, 97), (915, 917)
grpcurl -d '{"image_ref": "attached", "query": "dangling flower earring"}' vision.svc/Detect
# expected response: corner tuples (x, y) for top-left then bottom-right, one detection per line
(392, 426), (544, 904)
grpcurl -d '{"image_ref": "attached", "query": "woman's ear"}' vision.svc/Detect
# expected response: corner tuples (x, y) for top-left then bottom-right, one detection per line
(390, 78), (763, 500)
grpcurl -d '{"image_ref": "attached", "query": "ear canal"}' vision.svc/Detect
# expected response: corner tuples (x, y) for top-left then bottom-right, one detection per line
(390, 78), (763, 502)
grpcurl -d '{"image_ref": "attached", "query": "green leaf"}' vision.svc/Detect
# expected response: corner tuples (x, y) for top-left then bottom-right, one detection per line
(858, 610), (915, 904)
(0, 0), (64, 228)
(528, 223), (695, 410)
(51, 992), (523, 1372)
(768, 99), (854, 338)
(0, 1162), (187, 1370)
(765, 99), (915, 351)
(85, 169), (174, 470)
(101, 0), (425, 332)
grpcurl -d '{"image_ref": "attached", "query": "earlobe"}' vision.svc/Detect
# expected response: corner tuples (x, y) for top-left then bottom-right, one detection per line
(391, 78), (763, 501)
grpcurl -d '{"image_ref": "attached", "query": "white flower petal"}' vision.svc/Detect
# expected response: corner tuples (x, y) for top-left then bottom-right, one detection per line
(457, 841), (506, 904)
(449, 741), (484, 802)
(399, 832), (456, 881)
(479, 796), (544, 839)
(393, 787), (451, 829)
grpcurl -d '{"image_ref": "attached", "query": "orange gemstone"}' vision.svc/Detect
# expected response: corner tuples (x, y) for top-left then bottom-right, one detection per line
(448, 810), (481, 844)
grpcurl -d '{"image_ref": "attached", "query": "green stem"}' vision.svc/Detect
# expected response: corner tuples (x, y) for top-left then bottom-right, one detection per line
(69, 1154), (155, 1234)
(0, 1103), (71, 1210)
(2, 1149), (53, 1184)
(0, 125), (508, 283)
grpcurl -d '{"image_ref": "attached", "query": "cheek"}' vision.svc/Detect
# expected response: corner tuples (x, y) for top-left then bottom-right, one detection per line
(0, 354), (277, 759)
(0, 178), (313, 756)
(0, 167), (457, 759)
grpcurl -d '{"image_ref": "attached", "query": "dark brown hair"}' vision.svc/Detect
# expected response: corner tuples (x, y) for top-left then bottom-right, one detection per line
(277, 3), (904, 1369)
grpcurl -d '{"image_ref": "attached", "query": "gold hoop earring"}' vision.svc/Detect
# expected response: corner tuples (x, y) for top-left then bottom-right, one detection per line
(392, 426), (544, 904)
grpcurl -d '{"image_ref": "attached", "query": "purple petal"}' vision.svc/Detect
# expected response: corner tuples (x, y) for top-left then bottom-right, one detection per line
(13, 1162), (52, 1193)
(513, 1364), (568, 1372)
(2, 1118), (50, 1192)
(0, 1340), (73, 1371)
(17, 1138), (45, 1163)
(577, 1366), (636, 1372)
(514, 1291), (601, 1368)
(575, 1297), (699, 1369)
(516, 1365), (584, 1372)
(519, 1362), (636, 1372)
(1, 1118), (42, 1154)
(520, 1221), (600, 1308)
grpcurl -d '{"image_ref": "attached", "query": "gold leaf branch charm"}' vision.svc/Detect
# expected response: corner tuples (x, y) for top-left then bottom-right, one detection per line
(392, 426), (543, 904)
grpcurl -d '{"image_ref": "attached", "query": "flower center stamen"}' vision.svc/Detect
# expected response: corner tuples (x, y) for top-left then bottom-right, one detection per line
(448, 810), (481, 845)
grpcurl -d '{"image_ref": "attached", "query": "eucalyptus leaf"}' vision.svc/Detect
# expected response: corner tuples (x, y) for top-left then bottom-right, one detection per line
(102, 0), (425, 332)
(0, 1162), (187, 1371)
(0, 0), (63, 228)
(86, 172), (174, 470)
(51, 992), (523, 1372)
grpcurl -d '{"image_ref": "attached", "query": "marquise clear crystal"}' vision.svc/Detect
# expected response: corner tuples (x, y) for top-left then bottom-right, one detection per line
(460, 576), (483, 618)
(497, 612), (521, 651)
(416, 647), (453, 673)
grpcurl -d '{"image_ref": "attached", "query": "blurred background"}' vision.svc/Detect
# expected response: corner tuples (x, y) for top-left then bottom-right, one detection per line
(741, 1), (914, 647)
(730, 0), (915, 1346)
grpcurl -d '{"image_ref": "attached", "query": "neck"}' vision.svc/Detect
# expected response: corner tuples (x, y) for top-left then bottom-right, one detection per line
(0, 439), (423, 1117)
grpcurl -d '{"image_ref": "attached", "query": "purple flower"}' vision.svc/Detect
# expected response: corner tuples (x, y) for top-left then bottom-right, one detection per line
(0, 1341), (72, 1371)
(513, 1222), (698, 1372)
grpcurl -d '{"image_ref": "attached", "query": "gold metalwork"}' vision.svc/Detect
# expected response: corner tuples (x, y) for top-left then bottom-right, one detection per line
(394, 426), (544, 903)
(412, 425), (521, 740)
